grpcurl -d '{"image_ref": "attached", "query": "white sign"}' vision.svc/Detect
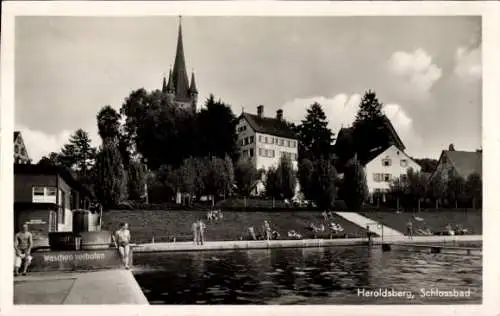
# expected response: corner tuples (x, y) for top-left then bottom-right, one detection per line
(27, 219), (47, 225)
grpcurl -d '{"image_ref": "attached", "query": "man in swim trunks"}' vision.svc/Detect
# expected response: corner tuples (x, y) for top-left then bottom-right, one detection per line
(406, 220), (413, 239)
(197, 219), (206, 245)
(113, 222), (131, 269)
(14, 223), (33, 276)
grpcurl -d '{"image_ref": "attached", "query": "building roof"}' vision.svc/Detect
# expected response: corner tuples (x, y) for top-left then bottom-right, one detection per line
(240, 112), (297, 139)
(14, 164), (93, 197)
(440, 150), (482, 179)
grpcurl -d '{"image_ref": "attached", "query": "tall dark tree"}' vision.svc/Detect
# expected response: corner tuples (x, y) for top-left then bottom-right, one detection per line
(406, 168), (428, 211)
(427, 174), (446, 209)
(298, 158), (315, 200)
(275, 156), (297, 199)
(59, 129), (97, 176)
(311, 158), (338, 210)
(465, 173), (482, 209)
(93, 106), (128, 207)
(352, 90), (391, 161)
(196, 94), (238, 160)
(234, 157), (259, 197)
(264, 167), (280, 199)
(127, 160), (147, 201)
(334, 128), (355, 171)
(296, 102), (334, 161)
(446, 172), (466, 209)
(412, 158), (438, 173)
(341, 157), (368, 211)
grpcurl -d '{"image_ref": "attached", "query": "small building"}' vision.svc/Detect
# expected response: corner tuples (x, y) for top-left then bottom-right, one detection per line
(14, 131), (31, 164)
(430, 146), (482, 182)
(363, 145), (422, 195)
(14, 164), (94, 247)
(236, 105), (299, 195)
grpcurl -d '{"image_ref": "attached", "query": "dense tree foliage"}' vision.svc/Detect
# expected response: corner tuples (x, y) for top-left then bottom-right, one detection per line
(412, 158), (438, 173)
(234, 157), (260, 197)
(405, 168), (428, 211)
(58, 129), (97, 177)
(311, 158), (338, 210)
(340, 157), (368, 211)
(297, 158), (315, 201)
(465, 173), (482, 209)
(296, 102), (334, 161)
(446, 171), (467, 208)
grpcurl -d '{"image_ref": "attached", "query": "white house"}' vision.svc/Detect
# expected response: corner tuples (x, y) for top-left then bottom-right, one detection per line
(364, 144), (421, 195)
(236, 105), (299, 195)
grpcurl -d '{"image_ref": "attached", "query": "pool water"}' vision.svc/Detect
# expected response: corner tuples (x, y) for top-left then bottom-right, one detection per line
(132, 245), (482, 304)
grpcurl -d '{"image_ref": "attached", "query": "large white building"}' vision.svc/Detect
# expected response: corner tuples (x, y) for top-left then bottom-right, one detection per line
(236, 105), (298, 195)
(236, 105), (298, 171)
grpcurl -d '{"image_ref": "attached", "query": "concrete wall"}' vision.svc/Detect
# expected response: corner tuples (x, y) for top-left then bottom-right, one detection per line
(365, 145), (421, 194)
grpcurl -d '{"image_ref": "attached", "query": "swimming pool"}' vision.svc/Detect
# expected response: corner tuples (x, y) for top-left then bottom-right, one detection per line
(132, 245), (482, 304)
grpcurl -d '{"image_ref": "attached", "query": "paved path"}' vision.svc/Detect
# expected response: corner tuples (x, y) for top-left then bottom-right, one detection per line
(335, 212), (405, 238)
(14, 269), (148, 305)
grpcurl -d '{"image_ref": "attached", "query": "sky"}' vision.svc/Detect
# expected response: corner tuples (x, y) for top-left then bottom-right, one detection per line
(15, 16), (482, 163)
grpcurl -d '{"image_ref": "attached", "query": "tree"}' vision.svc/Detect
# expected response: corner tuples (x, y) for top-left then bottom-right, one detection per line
(222, 155), (235, 198)
(352, 90), (392, 162)
(93, 146), (128, 208)
(275, 155), (297, 199)
(203, 156), (232, 203)
(406, 168), (427, 212)
(264, 167), (280, 199)
(196, 95), (238, 160)
(389, 177), (407, 211)
(412, 158), (438, 173)
(311, 158), (338, 210)
(298, 158), (315, 200)
(427, 174), (446, 209)
(446, 172), (466, 209)
(296, 102), (334, 161)
(178, 158), (197, 205)
(93, 106), (128, 207)
(341, 157), (368, 211)
(334, 127), (355, 172)
(465, 173), (482, 209)
(38, 152), (62, 167)
(59, 129), (97, 177)
(234, 157), (259, 197)
(127, 160), (147, 201)
(97, 105), (121, 140)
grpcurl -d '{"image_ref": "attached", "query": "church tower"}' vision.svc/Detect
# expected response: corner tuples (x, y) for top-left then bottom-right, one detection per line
(163, 16), (198, 112)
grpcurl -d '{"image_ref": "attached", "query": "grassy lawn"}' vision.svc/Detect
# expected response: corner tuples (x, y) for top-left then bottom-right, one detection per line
(360, 210), (482, 236)
(102, 210), (368, 243)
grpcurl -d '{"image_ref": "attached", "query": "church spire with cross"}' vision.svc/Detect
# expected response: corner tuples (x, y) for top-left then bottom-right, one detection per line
(162, 15), (198, 112)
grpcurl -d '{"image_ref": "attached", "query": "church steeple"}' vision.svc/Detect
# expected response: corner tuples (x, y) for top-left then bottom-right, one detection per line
(189, 71), (198, 94)
(162, 76), (167, 93)
(167, 68), (175, 92)
(172, 16), (190, 101)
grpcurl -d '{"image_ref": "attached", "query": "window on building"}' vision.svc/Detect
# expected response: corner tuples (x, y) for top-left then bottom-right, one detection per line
(21, 148), (26, 155)
(382, 158), (392, 167)
(383, 174), (392, 182)
(270, 150), (275, 158)
(32, 186), (57, 204)
(249, 149), (254, 157)
(279, 139), (284, 146)
(400, 159), (408, 167)
(287, 140), (291, 147)
(264, 136), (268, 144)
(293, 153), (298, 160)
(373, 173), (381, 182)
(259, 135), (262, 142)
(15, 145), (19, 154)
(259, 148), (263, 156)
(250, 136), (254, 143)
(292, 141), (296, 148)
(244, 137), (248, 145)
(243, 150), (248, 157)
(270, 137), (274, 144)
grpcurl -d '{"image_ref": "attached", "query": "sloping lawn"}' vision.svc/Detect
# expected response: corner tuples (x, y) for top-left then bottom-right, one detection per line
(102, 210), (369, 243)
(360, 210), (482, 236)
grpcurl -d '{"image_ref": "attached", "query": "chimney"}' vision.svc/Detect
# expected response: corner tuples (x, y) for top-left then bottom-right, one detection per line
(448, 144), (455, 151)
(276, 109), (283, 121)
(257, 105), (264, 118)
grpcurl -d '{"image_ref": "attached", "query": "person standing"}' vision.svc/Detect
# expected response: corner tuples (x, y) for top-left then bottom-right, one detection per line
(113, 222), (131, 269)
(14, 223), (33, 276)
(192, 221), (199, 245)
(406, 220), (413, 240)
(263, 220), (272, 241)
(197, 219), (206, 245)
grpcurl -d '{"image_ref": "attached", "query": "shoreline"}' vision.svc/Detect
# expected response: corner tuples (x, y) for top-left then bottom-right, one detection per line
(133, 234), (482, 253)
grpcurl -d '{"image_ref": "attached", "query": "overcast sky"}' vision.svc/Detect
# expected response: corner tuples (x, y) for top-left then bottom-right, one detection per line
(15, 16), (481, 163)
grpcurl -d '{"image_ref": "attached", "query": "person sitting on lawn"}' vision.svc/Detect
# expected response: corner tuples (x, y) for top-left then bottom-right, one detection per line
(248, 226), (257, 240)
(14, 223), (33, 276)
(272, 230), (280, 240)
